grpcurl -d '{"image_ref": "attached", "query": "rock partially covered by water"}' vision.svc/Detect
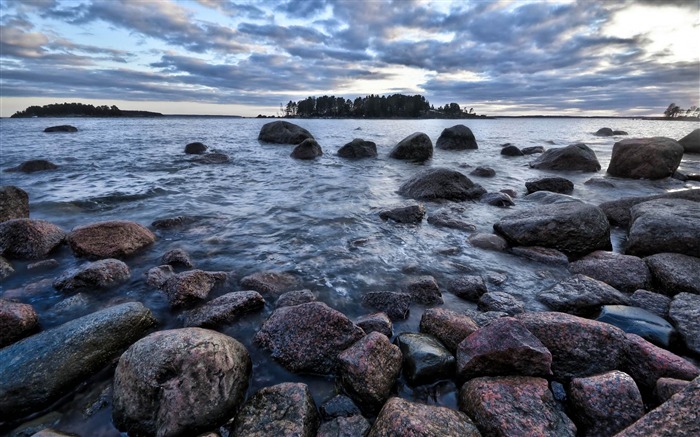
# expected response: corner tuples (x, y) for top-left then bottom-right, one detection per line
(436, 124), (478, 150)
(398, 167), (486, 201)
(255, 302), (365, 374)
(678, 128), (700, 153)
(449, 275), (487, 301)
(355, 312), (393, 338)
(240, 270), (301, 296)
(276, 289), (316, 307)
(5, 159), (59, 173)
(420, 307), (478, 352)
(291, 138), (323, 160)
(478, 291), (524, 315)
(184, 141), (207, 154)
(645, 253), (700, 296)
(0, 302), (156, 420)
(598, 189), (700, 227)
(470, 166), (495, 177)
(0, 299), (38, 348)
(44, 125), (77, 133)
(607, 137), (684, 179)
(596, 305), (676, 349)
(53, 258), (130, 293)
(622, 333), (699, 391)
(525, 177), (574, 195)
(570, 251), (651, 293)
(595, 127), (614, 136)
(511, 246), (569, 265)
(0, 256), (13, 280)
(480, 192), (515, 207)
(161, 269), (227, 307)
(0, 185), (29, 223)
(529, 143), (601, 172)
(362, 291), (411, 320)
(395, 333), (455, 385)
(522, 145), (545, 155)
(625, 199), (700, 257)
(192, 152), (230, 164)
(113, 328), (250, 437)
(369, 397), (480, 437)
(537, 274), (629, 316)
(379, 204), (425, 224)
(161, 248), (194, 268)
(258, 120), (314, 144)
(337, 138), (377, 158)
(669, 292), (700, 355)
(185, 290), (265, 328)
(389, 132), (433, 161)
(403, 275), (442, 305)
(0, 219), (65, 260)
(67, 220), (155, 259)
(427, 209), (476, 231)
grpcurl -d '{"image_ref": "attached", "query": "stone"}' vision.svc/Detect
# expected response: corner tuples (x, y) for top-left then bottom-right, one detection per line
(394, 333), (455, 385)
(0, 302), (156, 420)
(53, 258), (130, 293)
(645, 253), (700, 295)
(427, 210), (476, 231)
(291, 138), (323, 159)
(319, 395), (361, 419)
(113, 328), (250, 437)
(258, 120), (314, 144)
(161, 269), (227, 307)
(0, 299), (39, 348)
(0, 185), (29, 222)
(608, 137), (684, 179)
(369, 397), (480, 437)
(403, 275), (442, 305)
(596, 305), (677, 349)
(436, 124), (478, 150)
(0, 219), (65, 260)
(276, 289), (316, 307)
(459, 376), (576, 437)
(522, 146), (545, 155)
(655, 377), (690, 403)
(599, 189), (700, 227)
(240, 270), (300, 296)
(470, 166), (495, 177)
(449, 275), (487, 301)
(44, 125), (77, 132)
(389, 132), (433, 161)
(525, 177), (574, 195)
(379, 204), (426, 224)
(184, 290), (265, 328)
(355, 312), (393, 338)
(317, 415), (371, 437)
(468, 233), (508, 251)
(145, 265), (174, 288)
(480, 192), (514, 207)
(419, 307), (478, 352)
(568, 370), (644, 436)
(529, 143), (601, 172)
(67, 220), (155, 259)
(361, 291), (411, 320)
(537, 274), (629, 316)
(161, 248), (194, 268)
(27, 259), (59, 271)
(614, 130), (629, 135)
(184, 142), (207, 154)
(622, 333), (699, 391)
(595, 127), (614, 136)
(585, 177), (616, 188)
(255, 302), (365, 374)
(629, 289), (671, 318)
(472, 311), (510, 327)
(625, 199), (700, 257)
(151, 215), (196, 229)
(398, 168), (486, 201)
(337, 138), (378, 158)
(570, 251), (651, 293)
(669, 292), (700, 355)
(192, 152), (230, 164)
(511, 246), (569, 265)
(232, 382), (319, 437)
(501, 144), (524, 156)
(0, 256), (14, 280)
(478, 292), (524, 315)
(678, 128), (700, 153)
(5, 159), (59, 173)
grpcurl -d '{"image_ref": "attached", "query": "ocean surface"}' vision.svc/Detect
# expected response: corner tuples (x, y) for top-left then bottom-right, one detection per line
(1, 116), (699, 435)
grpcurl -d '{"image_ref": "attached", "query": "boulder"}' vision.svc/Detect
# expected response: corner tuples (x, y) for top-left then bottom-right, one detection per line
(645, 253), (700, 295)
(459, 376), (576, 437)
(319, 394), (361, 419)
(501, 144), (524, 156)
(525, 177), (574, 195)
(255, 302), (365, 374)
(0, 256), (14, 280)
(0, 219), (65, 260)
(44, 125), (77, 132)
(184, 290), (265, 327)
(240, 270), (300, 296)
(655, 377), (690, 403)
(389, 132), (433, 161)
(449, 275), (487, 301)
(427, 210), (476, 231)
(161, 248), (194, 268)
(625, 199), (700, 257)
(0, 185), (29, 222)
(436, 124), (478, 150)
(522, 146), (545, 155)
(192, 152), (230, 164)
(398, 168), (485, 201)
(231, 382), (319, 437)
(607, 137), (683, 179)
(0, 299), (39, 348)
(276, 289), (316, 307)
(151, 215), (197, 229)
(419, 307), (478, 352)
(67, 220), (155, 259)
(622, 333), (699, 391)
(529, 143), (601, 172)
(337, 138), (377, 158)
(361, 291), (411, 320)
(160, 270), (227, 307)
(317, 415), (371, 437)
(355, 312), (393, 338)
(113, 328), (251, 437)
(145, 265), (174, 288)
(614, 130), (629, 135)
(511, 246), (569, 265)
(468, 233), (508, 251)
(480, 192), (514, 207)
(596, 305), (676, 349)
(291, 138), (323, 160)
(570, 251), (651, 293)
(394, 333), (455, 385)
(629, 289), (671, 319)
(568, 370), (644, 437)
(678, 128), (700, 153)
(379, 204), (425, 224)
(5, 159), (59, 173)
(470, 166), (495, 177)
(403, 275), (442, 305)
(184, 142), (207, 154)
(369, 397), (480, 437)
(669, 292), (700, 355)
(595, 127), (614, 136)
(537, 274), (629, 316)
(258, 120), (314, 144)
(478, 291), (524, 315)
(53, 258), (130, 293)
(0, 302), (156, 420)
(599, 189), (700, 227)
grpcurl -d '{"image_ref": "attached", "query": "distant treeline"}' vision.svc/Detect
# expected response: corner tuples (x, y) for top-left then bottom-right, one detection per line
(282, 94), (484, 118)
(11, 102), (163, 118)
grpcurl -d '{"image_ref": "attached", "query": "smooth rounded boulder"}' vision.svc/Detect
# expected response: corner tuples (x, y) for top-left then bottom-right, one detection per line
(258, 120), (314, 144)
(0, 185), (29, 222)
(5, 159), (59, 173)
(529, 143), (601, 172)
(0, 218), (65, 260)
(607, 137), (683, 179)
(624, 199), (699, 257)
(337, 138), (377, 158)
(525, 177), (574, 194)
(67, 220), (155, 259)
(678, 128), (700, 153)
(398, 167), (486, 201)
(0, 299), (38, 348)
(370, 397), (480, 437)
(389, 132), (433, 161)
(291, 138), (323, 159)
(184, 141), (207, 154)
(436, 124), (478, 150)
(53, 258), (130, 292)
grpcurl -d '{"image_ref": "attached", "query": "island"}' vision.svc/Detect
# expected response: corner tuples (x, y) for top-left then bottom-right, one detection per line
(10, 102), (163, 118)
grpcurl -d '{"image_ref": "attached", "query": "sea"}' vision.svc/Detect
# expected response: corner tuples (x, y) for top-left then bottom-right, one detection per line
(1, 116), (699, 435)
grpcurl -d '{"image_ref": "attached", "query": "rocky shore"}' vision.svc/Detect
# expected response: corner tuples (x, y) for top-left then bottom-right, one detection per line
(1, 122), (699, 436)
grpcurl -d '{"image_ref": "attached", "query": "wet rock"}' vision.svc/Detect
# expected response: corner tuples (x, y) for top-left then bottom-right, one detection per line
(395, 333), (455, 385)
(449, 275), (487, 301)
(240, 270), (300, 296)
(0, 185), (29, 222)
(145, 265), (174, 288)
(0, 302), (156, 420)
(0, 256), (14, 279)
(192, 152), (230, 164)
(480, 192), (514, 207)
(537, 274), (629, 316)
(44, 125), (77, 133)
(27, 259), (59, 271)
(622, 333), (699, 391)
(276, 289), (316, 307)
(522, 145), (545, 154)
(459, 376), (576, 437)
(30, 429), (77, 437)
(379, 204), (425, 224)
(669, 292), (700, 355)
(184, 290), (265, 328)
(525, 177), (574, 195)
(625, 199), (700, 257)
(478, 291), (524, 315)
(161, 248), (194, 268)
(596, 305), (676, 349)
(607, 137), (684, 179)
(427, 210), (476, 231)
(291, 138), (323, 159)
(67, 220), (155, 259)
(568, 370), (644, 437)
(595, 127), (614, 136)
(232, 382), (319, 437)
(614, 130), (629, 135)
(151, 215), (197, 229)
(470, 166), (495, 177)
(318, 415), (371, 437)
(389, 132), (433, 161)
(398, 167), (486, 201)
(113, 328), (250, 437)
(517, 311), (627, 378)
(258, 120), (314, 144)
(472, 311), (510, 327)
(585, 177), (616, 188)
(570, 251), (651, 293)
(355, 312), (393, 338)
(161, 269), (227, 307)
(255, 302), (365, 374)
(361, 291), (411, 320)
(184, 141), (207, 154)
(436, 124), (478, 150)
(629, 289), (671, 318)
(0, 299), (39, 348)
(678, 128), (700, 153)
(0, 219), (65, 260)
(420, 307), (478, 352)
(319, 394), (361, 419)
(529, 143), (601, 172)
(645, 253), (700, 296)
(403, 275), (442, 305)
(468, 233), (508, 251)
(457, 317), (552, 379)
(511, 246), (569, 265)
(369, 397), (480, 437)
(337, 138), (377, 158)
(655, 377), (690, 403)
(598, 189), (700, 227)
(5, 160), (59, 173)
(53, 258), (130, 293)
(501, 144), (524, 156)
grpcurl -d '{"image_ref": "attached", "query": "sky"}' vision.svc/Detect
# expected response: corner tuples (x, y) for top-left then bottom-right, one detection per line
(0, 0), (698, 117)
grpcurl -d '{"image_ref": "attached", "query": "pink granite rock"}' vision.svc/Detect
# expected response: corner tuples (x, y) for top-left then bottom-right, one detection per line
(419, 307), (478, 352)
(0, 219), (65, 260)
(622, 333), (699, 391)
(369, 397), (480, 437)
(0, 299), (39, 348)
(67, 220), (155, 259)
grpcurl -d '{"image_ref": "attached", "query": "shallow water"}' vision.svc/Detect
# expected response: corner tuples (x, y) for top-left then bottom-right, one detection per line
(1, 116), (699, 435)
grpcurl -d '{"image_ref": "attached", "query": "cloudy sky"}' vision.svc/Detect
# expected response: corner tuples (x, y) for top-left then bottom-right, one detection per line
(1, 0), (698, 117)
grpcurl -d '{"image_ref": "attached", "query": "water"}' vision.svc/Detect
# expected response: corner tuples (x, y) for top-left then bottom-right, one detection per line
(1, 116), (699, 435)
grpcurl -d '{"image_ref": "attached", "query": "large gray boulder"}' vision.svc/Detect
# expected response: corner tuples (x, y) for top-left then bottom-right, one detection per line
(0, 218), (65, 260)
(436, 124), (478, 150)
(0, 302), (156, 420)
(570, 251), (651, 293)
(645, 253), (700, 295)
(67, 220), (155, 259)
(369, 397), (480, 437)
(240, 270), (301, 296)
(337, 138), (377, 158)
(678, 128), (700, 153)
(607, 137), (684, 179)
(529, 143), (601, 172)
(53, 258), (130, 293)
(537, 274), (629, 316)
(258, 120), (313, 144)
(389, 132), (433, 161)
(398, 167), (486, 201)
(625, 199), (700, 257)
(0, 185), (29, 222)
(599, 189), (700, 227)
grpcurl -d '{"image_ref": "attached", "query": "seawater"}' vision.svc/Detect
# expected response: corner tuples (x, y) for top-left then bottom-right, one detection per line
(1, 117), (699, 435)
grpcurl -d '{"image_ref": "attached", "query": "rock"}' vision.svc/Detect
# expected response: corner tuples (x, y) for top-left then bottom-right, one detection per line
(291, 138), (323, 159)
(470, 166), (495, 177)
(529, 143), (601, 172)
(468, 233), (508, 251)
(67, 220), (155, 259)
(607, 137), (684, 179)
(459, 376), (576, 437)
(184, 142), (208, 154)
(456, 317), (552, 379)
(599, 189), (700, 227)
(517, 311), (627, 378)
(524, 190), (579, 204)
(337, 138), (378, 158)
(53, 258), (130, 293)
(379, 204), (425, 224)
(669, 292), (700, 355)
(0, 219), (65, 260)
(0, 299), (39, 348)
(337, 331), (402, 411)
(145, 265), (174, 288)
(570, 251), (651, 293)
(403, 275), (442, 305)
(44, 125), (77, 133)
(480, 192), (514, 207)
(113, 328), (250, 437)
(192, 152), (230, 164)
(449, 275), (487, 301)
(5, 160), (59, 173)
(355, 312), (393, 338)
(361, 291), (411, 320)
(511, 246), (569, 265)
(0, 302), (156, 420)
(258, 120), (314, 144)
(276, 289), (316, 307)
(0, 256), (14, 280)
(629, 289), (671, 318)
(595, 127), (614, 136)
(369, 397), (480, 437)
(625, 199), (700, 257)
(614, 130), (629, 135)
(622, 333), (699, 391)
(427, 210), (476, 231)
(151, 215), (197, 229)
(240, 270), (300, 296)
(184, 290), (265, 327)
(317, 415), (371, 437)
(568, 370), (644, 436)
(596, 305), (676, 349)
(655, 377), (690, 403)
(0, 185), (29, 222)
(525, 177), (574, 195)
(585, 177), (616, 188)
(672, 170), (688, 181)
(494, 201), (611, 257)
(255, 302), (365, 374)
(478, 291), (524, 315)
(537, 274), (629, 316)
(420, 307), (478, 352)
(319, 394), (362, 419)
(389, 132), (433, 161)
(27, 259), (59, 271)
(501, 144), (524, 156)
(161, 269), (227, 307)
(398, 168), (485, 201)
(436, 124), (478, 150)
(232, 382), (319, 437)
(522, 146), (545, 154)
(395, 333), (455, 385)
(645, 253), (700, 295)
(161, 248), (194, 268)
(473, 311), (510, 327)
(678, 128), (700, 153)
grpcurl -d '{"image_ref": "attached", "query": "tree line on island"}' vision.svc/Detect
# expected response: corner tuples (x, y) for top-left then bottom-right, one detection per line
(10, 102), (163, 118)
(664, 103), (700, 119)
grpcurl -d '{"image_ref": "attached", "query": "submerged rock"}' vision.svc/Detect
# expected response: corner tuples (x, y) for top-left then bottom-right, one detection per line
(427, 209), (476, 231)
(53, 258), (130, 293)
(67, 220), (155, 259)
(525, 177), (574, 195)
(0, 185), (29, 222)
(436, 124), (478, 150)
(161, 269), (227, 307)
(625, 199), (700, 257)
(596, 305), (676, 348)
(522, 146), (545, 155)
(0, 299), (39, 348)
(0, 218), (65, 260)
(529, 143), (601, 172)
(470, 166), (495, 177)
(369, 397), (480, 437)
(240, 270), (301, 295)
(192, 152), (230, 164)
(480, 192), (515, 207)
(361, 291), (412, 320)
(0, 256), (13, 280)
(511, 246), (569, 266)
(537, 274), (629, 316)
(337, 138), (377, 158)
(468, 233), (508, 251)
(678, 128), (700, 153)
(5, 159), (59, 173)
(398, 167), (486, 201)
(389, 132), (433, 161)
(184, 290), (265, 328)
(291, 138), (323, 160)
(44, 125), (77, 133)
(607, 137), (683, 179)
(395, 333), (455, 385)
(379, 204), (425, 224)
(161, 248), (194, 268)
(258, 120), (314, 144)
(570, 251), (651, 293)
